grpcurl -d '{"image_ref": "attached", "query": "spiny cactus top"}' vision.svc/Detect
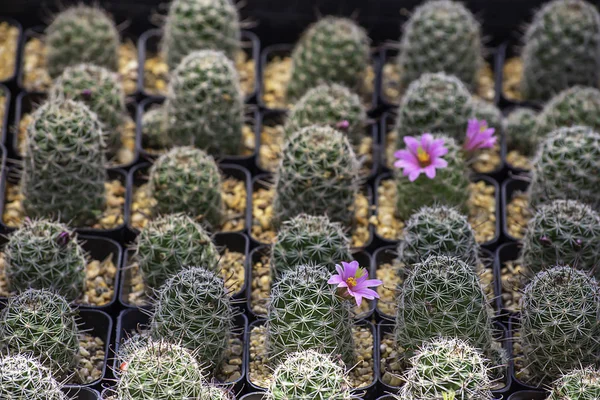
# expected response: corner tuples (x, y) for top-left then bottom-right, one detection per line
(397, 205), (480, 269)
(399, 0), (483, 90)
(134, 213), (220, 289)
(150, 267), (234, 373)
(520, 0), (600, 102)
(0, 289), (80, 378)
(45, 5), (119, 78)
(21, 99), (107, 226)
(141, 105), (168, 150)
(520, 266), (600, 384)
(162, 0), (241, 70)
(116, 340), (206, 400)
(548, 367), (600, 400)
(286, 16), (370, 101)
(148, 147), (224, 229)
(521, 199), (600, 278)
(165, 50), (244, 156)
(284, 83), (367, 145)
(267, 349), (352, 400)
(529, 126), (600, 211)
(0, 354), (67, 400)
(267, 264), (355, 365)
(395, 72), (473, 143)
(273, 125), (360, 228)
(271, 214), (352, 281)
(504, 107), (538, 155)
(199, 385), (235, 400)
(4, 219), (87, 301)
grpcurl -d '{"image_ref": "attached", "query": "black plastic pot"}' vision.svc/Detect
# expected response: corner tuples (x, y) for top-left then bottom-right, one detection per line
(0, 17), (22, 86)
(494, 242), (522, 319)
(373, 172), (501, 249)
(248, 173), (374, 250)
(258, 44), (380, 114)
(63, 387), (101, 400)
(509, 315), (542, 392)
(125, 162), (251, 241)
(137, 29), (260, 102)
(377, 320), (512, 399)
(114, 307), (248, 393)
(245, 246), (375, 321)
(244, 318), (378, 400)
(0, 84), (11, 146)
(242, 393), (364, 400)
(135, 96), (260, 170)
(508, 391), (547, 400)
(12, 91), (140, 169)
(501, 176), (530, 242)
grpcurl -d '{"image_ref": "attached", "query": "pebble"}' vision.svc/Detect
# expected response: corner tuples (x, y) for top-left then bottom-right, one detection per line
(0, 94), (5, 137)
(503, 57), (524, 101)
(0, 22), (18, 81)
(507, 192), (531, 239)
(506, 150), (532, 170)
(71, 333), (105, 384)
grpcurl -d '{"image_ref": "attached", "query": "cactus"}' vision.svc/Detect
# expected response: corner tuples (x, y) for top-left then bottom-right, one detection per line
(116, 340), (206, 400)
(504, 107), (538, 155)
(399, 0), (483, 90)
(4, 219), (87, 301)
(141, 106), (169, 150)
(471, 98), (502, 132)
(21, 99), (107, 226)
(199, 385), (235, 400)
(148, 147), (224, 229)
(267, 264), (355, 365)
(165, 50), (243, 156)
(394, 134), (470, 220)
(134, 214), (220, 289)
(395, 72), (473, 143)
(519, 266), (600, 384)
(520, 0), (600, 102)
(49, 63), (126, 155)
(162, 0), (241, 70)
(548, 367), (600, 400)
(284, 83), (367, 145)
(271, 214), (352, 281)
(286, 16), (370, 101)
(267, 349), (352, 400)
(529, 126), (600, 211)
(0, 354), (67, 400)
(272, 126), (360, 228)
(0, 289), (80, 378)
(521, 199), (600, 278)
(395, 337), (494, 400)
(150, 267), (234, 373)
(45, 5), (119, 78)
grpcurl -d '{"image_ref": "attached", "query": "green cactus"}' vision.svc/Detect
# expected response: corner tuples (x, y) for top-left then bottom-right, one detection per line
(395, 72), (474, 143)
(150, 267), (234, 374)
(134, 213), (220, 289)
(21, 99), (107, 226)
(286, 16), (370, 101)
(49, 63), (126, 155)
(0, 354), (67, 400)
(504, 107), (538, 155)
(199, 385), (235, 400)
(395, 337), (494, 400)
(4, 219), (87, 301)
(519, 266), (600, 384)
(162, 0), (241, 70)
(45, 5), (119, 78)
(399, 0), (483, 90)
(141, 105), (169, 150)
(284, 83), (367, 145)
(471, 98), (502, 132)
(267, 349), (352, 400)
(115, 334), (151, 378)
(165, 50), (243, 156)
(521, 199), (600, 279)
(271, 214), (352, 281)
(272, 126), (360, 228)
(148, 147), (224, 229)
(529, 126), (600, 211)
(0, 289), (80, 378)
(267, 264), (355, 365)
(520, 0), (600, 102)
(548, 367), (600, 400)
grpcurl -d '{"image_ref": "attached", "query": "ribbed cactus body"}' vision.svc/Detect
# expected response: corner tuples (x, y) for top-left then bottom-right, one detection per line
(504, 107), (538, 155)
(548, 367), (600, 400)
(0, 355), (67, 400)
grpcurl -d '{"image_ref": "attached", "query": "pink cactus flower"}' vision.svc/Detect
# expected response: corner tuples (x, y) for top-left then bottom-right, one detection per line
(464, 119), (496, 151)
(393, 133), (448, 181)
(328, 261), (382, 306)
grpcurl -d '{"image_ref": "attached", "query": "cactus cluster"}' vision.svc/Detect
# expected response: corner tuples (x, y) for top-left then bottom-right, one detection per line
(162, 0), (241, 70)
(504, 107), (538, 155)
(286, 17), (370, 101)
(548, 367), (600, 400)
(45, 5), (120, 78)
(520, 0), (600, 102)
(4, 219), (87, 301)
(399, 0), (483, 90)
(0, 354), (67, 400)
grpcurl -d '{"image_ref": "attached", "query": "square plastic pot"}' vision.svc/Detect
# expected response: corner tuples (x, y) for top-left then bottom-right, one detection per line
(494, 241), (522, 319)
(509, 315), (543, 391)
(508, 391), (547, 400)
(501, 176), (530, 242)
(0, 84), (11, 146)
(63, 387), (100, 400)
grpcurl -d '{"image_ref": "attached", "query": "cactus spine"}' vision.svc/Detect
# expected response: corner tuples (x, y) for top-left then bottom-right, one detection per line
(0, 354), (67, 400)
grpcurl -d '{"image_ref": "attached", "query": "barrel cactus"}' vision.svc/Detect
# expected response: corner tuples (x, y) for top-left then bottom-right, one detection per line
(0, 354), (67, 400)
(548, 367), (600, 400)
(504, 107), (538, 155)
(45, 5), (119, 78)
(520, 0), (600, 102)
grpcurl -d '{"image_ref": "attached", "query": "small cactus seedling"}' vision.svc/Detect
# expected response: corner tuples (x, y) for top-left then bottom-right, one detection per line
(134, 213), (220, 289)
(471, 98), (502, 132)
(0, 354), (67, 400)
(4, 219), (87, 301)
(267, 349), (352, 400)
(548, 367), (600, 400)
(141, 106), (169, 150)
(45, 5), (119, 78)
(504, 107), (538, 155)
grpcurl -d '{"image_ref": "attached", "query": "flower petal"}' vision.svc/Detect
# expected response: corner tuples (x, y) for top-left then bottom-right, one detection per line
(345, 260), (359, 278)
(408, 169), (422, 182)
(424, 165), (437, 179)
(432, 158), (448, 168)
(353, 287), (380, 300)
(328, 275), (343, 285)
(404, 136), (421, 155)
